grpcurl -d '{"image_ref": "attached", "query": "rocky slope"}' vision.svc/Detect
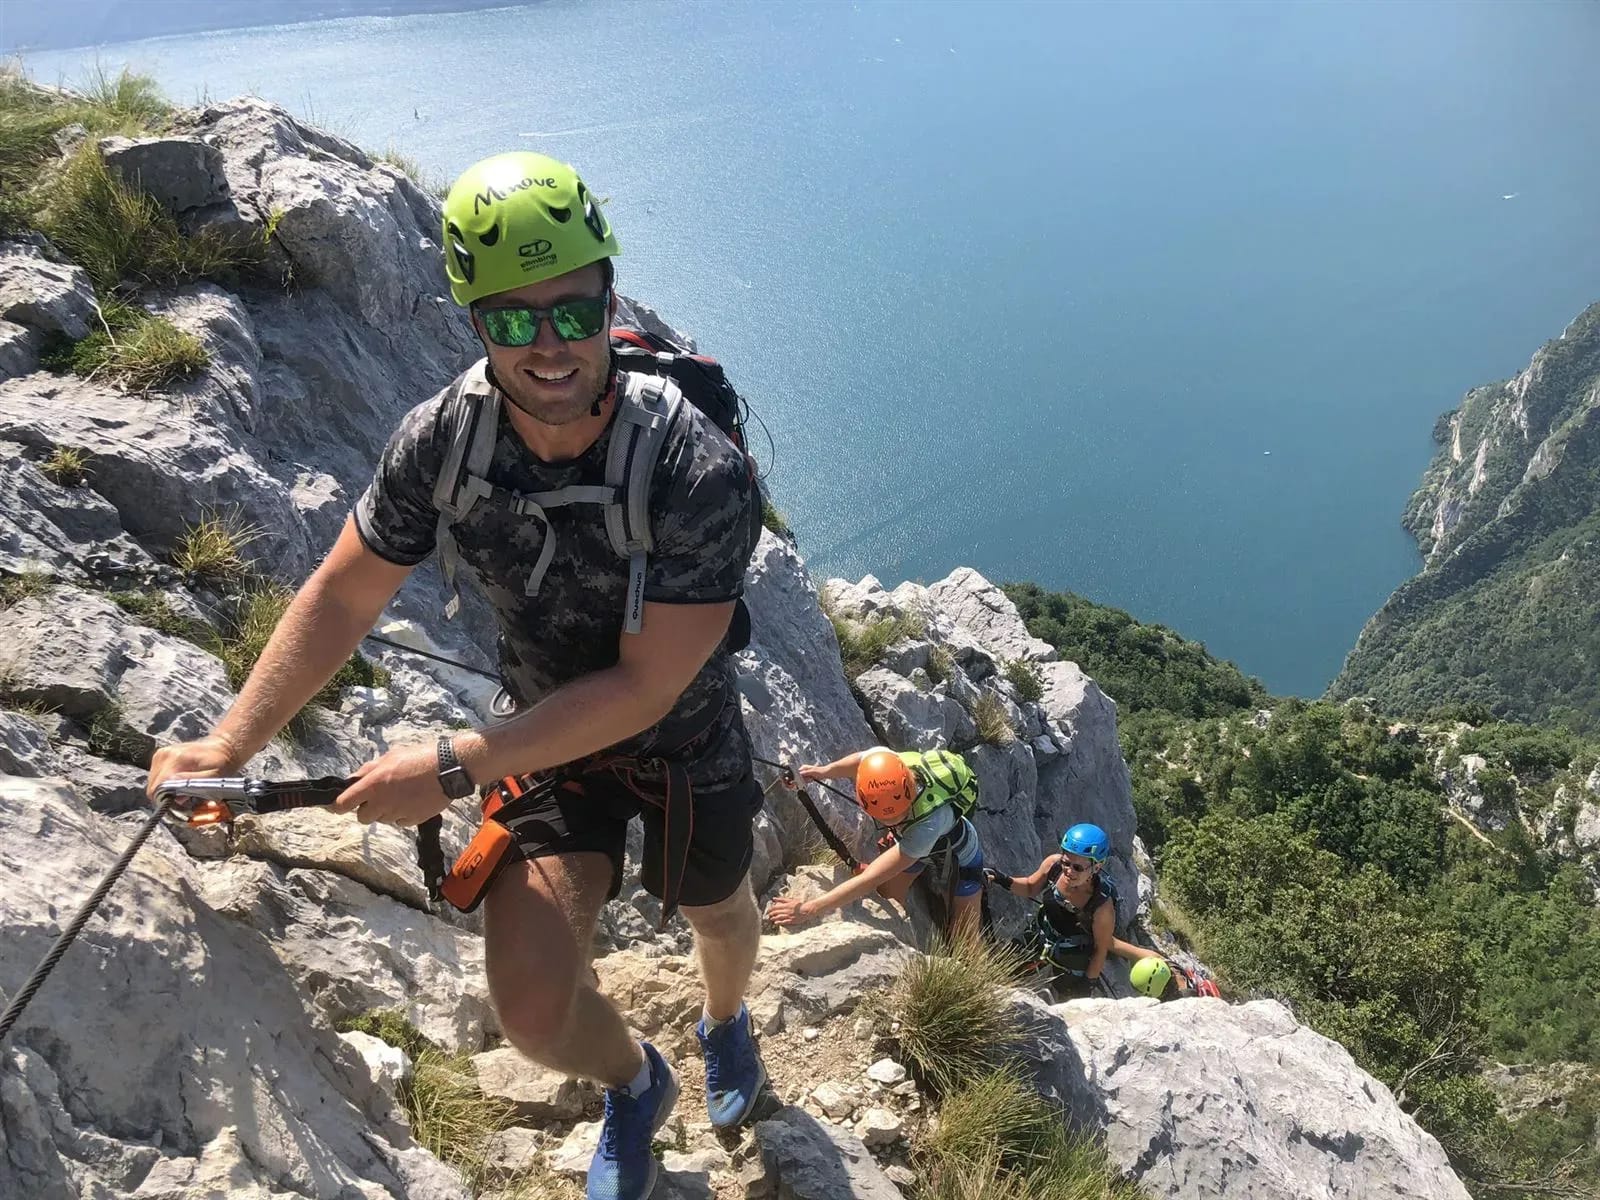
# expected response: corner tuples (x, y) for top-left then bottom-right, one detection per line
(1330, 301), (1600, 732)
(0, 95), (1471, 1199)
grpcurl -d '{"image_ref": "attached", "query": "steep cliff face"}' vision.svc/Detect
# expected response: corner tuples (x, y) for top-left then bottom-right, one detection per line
(0, 95), (1470, 1199)
(1331, 302), (1600, 731)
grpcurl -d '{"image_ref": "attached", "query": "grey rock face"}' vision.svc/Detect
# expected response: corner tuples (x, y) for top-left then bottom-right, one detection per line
(926, 566), (1057, 663)
(0, 441), (163, 585)
(99, 134), (230, 216)
(470, 1047), (600, 1122)
(0, 239), (97, 341)
(0, 776), (469, 1200)
(748, 1106), (904, 1200)
(1015, 993), (1472, 1200)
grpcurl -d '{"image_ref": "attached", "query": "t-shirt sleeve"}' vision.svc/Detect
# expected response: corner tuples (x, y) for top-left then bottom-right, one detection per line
(353, 393), (450, 566)
(642, 412), (759, 604)
(894, 802), (957, 863)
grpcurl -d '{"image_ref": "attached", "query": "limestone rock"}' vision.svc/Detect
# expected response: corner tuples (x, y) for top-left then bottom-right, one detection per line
(99, 134), (230, 215)
(926, 566), (1056, 663)
(0, 239), (96, 341)
(549, 1119), (603, 1178)
(866, 1059), (906, 1086)
(0, 318), (36, 379)
(195, 857), (497, 1054)
(339, 1029), (412, 1093)
(853, 666), (946, 750)
(854, 1107), (903, 1147)
(750, 1106), (903, 1200)
(471, 1047), (600, 1121)
(0, 776), (469, 1200)
(0, 442), (164, 585)
(1015, 993), (1472, 1199)
(809, 1080), (860, 1120)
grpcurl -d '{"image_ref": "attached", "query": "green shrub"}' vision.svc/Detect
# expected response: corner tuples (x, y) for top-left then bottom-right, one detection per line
(173, 512), (263, 583)
(1004, 580), (1267, 719)
(973, 690), (1016, 746)
(869, 934), (1024, 1094)
(761, 494), (793, 539)
(928, 644), (955, 684)
(48, 301), (209, 392)
(39, 445), (92, 486)
(1003, 657), (1045, 703)
(38, 146), (263, 293)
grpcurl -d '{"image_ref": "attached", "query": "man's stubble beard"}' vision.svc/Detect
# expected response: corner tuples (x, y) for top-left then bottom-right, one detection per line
(498, 366), (608, 427)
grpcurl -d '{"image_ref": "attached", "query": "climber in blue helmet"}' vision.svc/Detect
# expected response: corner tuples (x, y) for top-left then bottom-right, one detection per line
(983, 822), (1117, 999)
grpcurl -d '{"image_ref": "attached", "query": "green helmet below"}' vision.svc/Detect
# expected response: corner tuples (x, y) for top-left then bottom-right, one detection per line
(1129, 957), (1174, 999)
(441, 151), (621, 306)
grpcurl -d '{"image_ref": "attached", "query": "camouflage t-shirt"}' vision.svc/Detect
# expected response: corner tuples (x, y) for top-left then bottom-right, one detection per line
(355, 361), (760, 790)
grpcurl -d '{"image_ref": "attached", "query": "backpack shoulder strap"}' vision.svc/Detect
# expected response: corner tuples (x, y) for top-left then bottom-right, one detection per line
(431, 360), (499, 619)
(604, 371), (685, 634)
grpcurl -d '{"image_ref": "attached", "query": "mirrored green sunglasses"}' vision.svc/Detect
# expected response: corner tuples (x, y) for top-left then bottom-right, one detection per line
(477, 291), (610, 347)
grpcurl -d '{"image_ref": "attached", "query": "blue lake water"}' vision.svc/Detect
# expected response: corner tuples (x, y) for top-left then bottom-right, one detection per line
(23, 0), (1600, 695)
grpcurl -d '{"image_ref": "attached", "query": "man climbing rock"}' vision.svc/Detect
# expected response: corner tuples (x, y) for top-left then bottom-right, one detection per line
(146, 152), (765, 1200)
(767, 746), (986, 939)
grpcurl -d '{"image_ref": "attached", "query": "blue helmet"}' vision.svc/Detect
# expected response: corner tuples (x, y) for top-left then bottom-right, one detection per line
(1060, 822), (1110, 862)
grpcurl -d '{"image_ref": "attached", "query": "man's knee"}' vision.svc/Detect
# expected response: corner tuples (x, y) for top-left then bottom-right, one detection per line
(682, 875), (757, 940)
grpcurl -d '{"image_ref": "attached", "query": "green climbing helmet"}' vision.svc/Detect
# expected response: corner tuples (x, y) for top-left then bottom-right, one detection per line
(441, 151), (620, 307)
(1129, 957), (1174, 999)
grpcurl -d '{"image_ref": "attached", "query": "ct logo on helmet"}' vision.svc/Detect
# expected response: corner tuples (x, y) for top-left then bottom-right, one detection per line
(518, 240), (553, 258)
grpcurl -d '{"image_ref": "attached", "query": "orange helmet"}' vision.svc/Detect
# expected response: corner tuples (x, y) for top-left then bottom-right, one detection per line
(856, 749), (917, 823)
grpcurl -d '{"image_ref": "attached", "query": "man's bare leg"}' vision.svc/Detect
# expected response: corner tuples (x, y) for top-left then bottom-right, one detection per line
(681, 873), (759, 1021)
(483, 852), (643, 1088)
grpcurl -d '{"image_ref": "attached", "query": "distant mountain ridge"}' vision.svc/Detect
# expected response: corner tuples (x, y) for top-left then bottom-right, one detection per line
(1, 0), (516, 54)
(1330, 301), (1600, 732)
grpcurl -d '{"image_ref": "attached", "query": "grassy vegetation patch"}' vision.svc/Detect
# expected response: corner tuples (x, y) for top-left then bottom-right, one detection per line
(868, 934), (1024, 1095)
(109, 589), (209, 643)
(335, 1011), (536, 1195)
(0, 569), (53, 610)
(39, 445), (92, 486)
(209, 582), (388, 738)
(42, 299), (209, 392)
(973, 689), (1017, 746)
(38, 146), (263, 293)
(821, 592), (927, 680)
(171, 512), (263, 584)
(919, 1067), (1147, 1199)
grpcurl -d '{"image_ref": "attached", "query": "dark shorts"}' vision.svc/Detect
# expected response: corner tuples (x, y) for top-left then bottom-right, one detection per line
(499, 765), (764, 908)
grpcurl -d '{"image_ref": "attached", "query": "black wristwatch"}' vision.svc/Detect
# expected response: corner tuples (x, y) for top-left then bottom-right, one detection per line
(436, 735), (477, 800)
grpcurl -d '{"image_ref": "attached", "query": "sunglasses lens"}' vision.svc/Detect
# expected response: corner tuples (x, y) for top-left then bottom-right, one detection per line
(551, 297), (607, 341)
(481, 307), (538, 347)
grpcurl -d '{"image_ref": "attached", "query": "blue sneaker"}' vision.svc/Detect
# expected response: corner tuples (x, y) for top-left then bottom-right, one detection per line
(696, 1004), (766, 1129)
(587, 1042), (679, 1200)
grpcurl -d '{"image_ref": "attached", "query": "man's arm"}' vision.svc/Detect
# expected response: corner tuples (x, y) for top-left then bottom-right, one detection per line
(218, 519), (413, 758)
(451, 598), (735, 784)
(148, 518), (413, 791)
